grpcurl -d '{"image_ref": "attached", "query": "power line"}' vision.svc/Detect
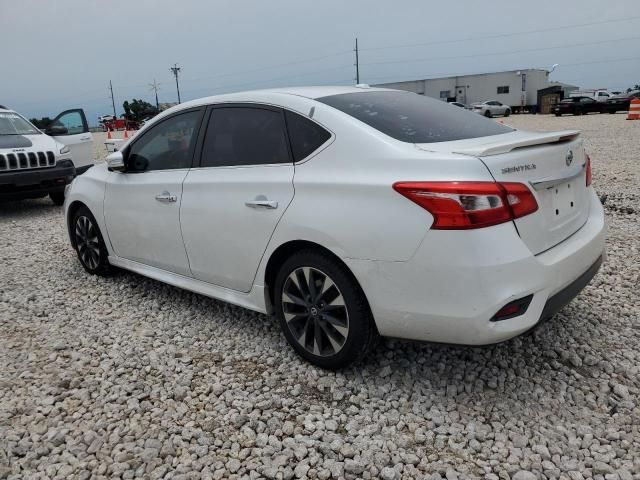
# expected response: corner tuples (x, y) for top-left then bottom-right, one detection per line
(360, 15), (640, 53)
(183, 65), (353, 98)
(360, 35), (640, 68)
(179, 50), (352, 86)
(170, 64), (182, 103)
(365, 56), (640, 84)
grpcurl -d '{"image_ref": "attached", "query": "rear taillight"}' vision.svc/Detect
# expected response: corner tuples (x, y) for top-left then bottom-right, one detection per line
(585, 154), (592, 187)
(393, 181), (538, 230)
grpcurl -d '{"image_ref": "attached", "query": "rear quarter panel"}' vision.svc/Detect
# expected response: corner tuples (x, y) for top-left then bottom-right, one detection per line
(262, 104), (496, 267)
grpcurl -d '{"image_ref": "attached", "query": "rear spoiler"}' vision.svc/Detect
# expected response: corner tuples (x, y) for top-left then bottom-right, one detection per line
(450, 130), (580, 157)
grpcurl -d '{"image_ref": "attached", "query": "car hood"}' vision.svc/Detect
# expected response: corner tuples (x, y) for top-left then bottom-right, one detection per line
(0, 133), (61, 153)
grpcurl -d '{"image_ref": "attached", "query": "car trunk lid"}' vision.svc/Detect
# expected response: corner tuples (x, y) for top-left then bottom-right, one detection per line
(416, 129), (590, 254)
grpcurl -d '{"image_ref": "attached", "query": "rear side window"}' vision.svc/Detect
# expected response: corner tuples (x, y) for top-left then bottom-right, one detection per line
(317, 91), (512, 143)
(284, 110), (331, 161)
(201, 107), (290, 167)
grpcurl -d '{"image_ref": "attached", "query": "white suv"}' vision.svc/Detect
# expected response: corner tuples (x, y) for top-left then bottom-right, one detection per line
(64, 87), (605, 369)
(0, 107), (94, 204)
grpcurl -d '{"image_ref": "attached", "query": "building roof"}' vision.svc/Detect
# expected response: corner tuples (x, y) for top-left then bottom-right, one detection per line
(373, 68), (550, 86)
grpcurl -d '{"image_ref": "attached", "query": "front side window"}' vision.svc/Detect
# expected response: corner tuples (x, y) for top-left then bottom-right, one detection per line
(317, 91), (512, 143)
(127, 110), (201, 172)
(0, 112), (40, 135)
(201, 107), (290, 167)
(580, 98), (594, 104)
(53, 110), (86, 134)
(285, 110), (331, 162)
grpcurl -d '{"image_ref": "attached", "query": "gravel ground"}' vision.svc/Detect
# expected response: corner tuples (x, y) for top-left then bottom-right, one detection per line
(1, 114), (638, 479)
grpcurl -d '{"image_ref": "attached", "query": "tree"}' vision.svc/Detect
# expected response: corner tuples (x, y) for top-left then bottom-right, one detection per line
(626, 84), (640, 93)
(122, 99), (158, 122)
(29, 117), (53, 129)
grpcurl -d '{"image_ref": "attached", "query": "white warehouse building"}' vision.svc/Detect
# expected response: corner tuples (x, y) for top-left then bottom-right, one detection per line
(374, 69), (576, 111)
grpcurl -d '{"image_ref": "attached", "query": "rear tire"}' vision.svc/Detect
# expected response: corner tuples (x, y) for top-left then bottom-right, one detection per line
(71, 206), (112, 276)
(274, 249), (376, 369)
(50, 191), (65, 206)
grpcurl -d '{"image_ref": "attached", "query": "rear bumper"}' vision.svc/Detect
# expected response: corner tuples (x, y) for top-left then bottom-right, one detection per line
(0, 163), (76, 201)
(346, 188), (606, 345)
(538, 254), (602, 323)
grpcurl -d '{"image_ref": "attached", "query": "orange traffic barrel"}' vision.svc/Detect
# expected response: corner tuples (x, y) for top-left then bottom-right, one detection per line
(628, 98), (640, 120)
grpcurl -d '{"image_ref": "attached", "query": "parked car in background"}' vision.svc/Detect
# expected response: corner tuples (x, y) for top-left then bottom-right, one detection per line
(605, 90), (640, 113)
(64, 87), (605, 369)
(471, 101), (511, 117)
(449, 101), (467, 109)
(1, 106), (94, 204)
(553, 96), (604, 116)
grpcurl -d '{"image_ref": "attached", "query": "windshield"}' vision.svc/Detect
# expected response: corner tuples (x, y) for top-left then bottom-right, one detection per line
(317, 91), (513, 143)
(0, 112), (40, 135)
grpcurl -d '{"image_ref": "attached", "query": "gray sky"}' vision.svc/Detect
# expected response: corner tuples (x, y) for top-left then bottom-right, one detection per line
(2, 0), (638, 124)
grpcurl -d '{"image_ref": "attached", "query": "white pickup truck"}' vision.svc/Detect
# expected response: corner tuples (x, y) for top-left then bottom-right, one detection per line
(569, 89), (611, 103)
(0, 106), (94, 205)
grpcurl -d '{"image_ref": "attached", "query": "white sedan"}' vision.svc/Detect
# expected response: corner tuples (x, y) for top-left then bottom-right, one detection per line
(64, 86), (605, 369)
(471, 100), (511, 117)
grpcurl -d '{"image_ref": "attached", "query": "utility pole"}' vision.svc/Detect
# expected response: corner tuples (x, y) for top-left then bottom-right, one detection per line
(170, 64), (182, 104)
(149, 79), (160, 110)
(108, 80), (117, 117)
(354, 37), (360, 84)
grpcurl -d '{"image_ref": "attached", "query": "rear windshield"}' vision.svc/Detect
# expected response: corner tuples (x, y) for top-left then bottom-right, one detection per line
(317, 90), (512, 143)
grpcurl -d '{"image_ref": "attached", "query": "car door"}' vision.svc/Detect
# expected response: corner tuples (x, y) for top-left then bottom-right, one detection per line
(104, 108), (204, 276)
(180, 104), (296, 292)
(580, 97), (596, 114)
(48, 109), (94, 172)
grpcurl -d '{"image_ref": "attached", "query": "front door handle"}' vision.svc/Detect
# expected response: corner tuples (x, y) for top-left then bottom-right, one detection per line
(245, 199), (278, 209)
(155, 191), (177, 203)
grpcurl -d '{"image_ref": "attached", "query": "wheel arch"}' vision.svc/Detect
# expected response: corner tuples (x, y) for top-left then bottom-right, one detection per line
(263, 240), (375, 331)
(66, 200), (88, 249)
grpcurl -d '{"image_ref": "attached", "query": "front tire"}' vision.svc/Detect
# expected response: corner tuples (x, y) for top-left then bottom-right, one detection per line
(50, 191), (65, 206)
(274, 250), (376, 369)
(484, 110), (492, 118)
(504, 108), (511, 117)
(71, 206), (112, 276)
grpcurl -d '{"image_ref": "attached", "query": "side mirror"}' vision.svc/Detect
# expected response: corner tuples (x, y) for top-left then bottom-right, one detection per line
(45, 124), (69, 136)
(106, 151), (125, 172)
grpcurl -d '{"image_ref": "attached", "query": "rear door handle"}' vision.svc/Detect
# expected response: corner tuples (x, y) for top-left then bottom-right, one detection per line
(245, 199), (278, 209)
(155, 191), (177, 203)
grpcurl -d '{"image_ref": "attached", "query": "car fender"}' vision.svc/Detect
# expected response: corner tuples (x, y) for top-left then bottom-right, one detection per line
(64, 163), (111, 253)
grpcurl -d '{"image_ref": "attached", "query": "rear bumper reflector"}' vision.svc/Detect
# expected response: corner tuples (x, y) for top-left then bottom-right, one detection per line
(491, 294), (534, 322)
